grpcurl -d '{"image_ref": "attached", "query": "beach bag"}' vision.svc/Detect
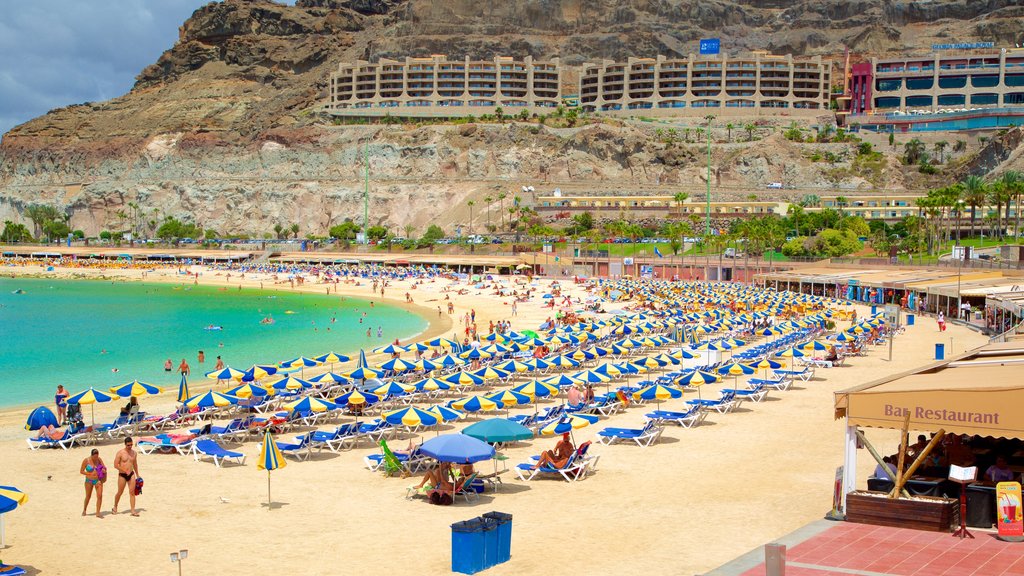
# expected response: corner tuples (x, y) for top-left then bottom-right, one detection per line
(96, 464), (108, 484)
(134, 477), (144, 496)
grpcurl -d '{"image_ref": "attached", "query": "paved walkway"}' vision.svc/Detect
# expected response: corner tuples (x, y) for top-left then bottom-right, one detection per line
(708, 520), (1024, 576)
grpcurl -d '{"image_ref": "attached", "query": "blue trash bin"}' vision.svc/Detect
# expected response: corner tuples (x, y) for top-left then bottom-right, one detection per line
(483, 512), (512, 564)
(935, 343), (945, 360)
(451, 519), (485, 575)
(871, 305), (877, 315)
(480, 517), (498, 569)
(907, 314), (915, 326)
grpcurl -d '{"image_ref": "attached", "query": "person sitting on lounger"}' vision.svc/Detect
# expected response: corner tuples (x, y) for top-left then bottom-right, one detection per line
(824, 345), (839, 365)
(36, 424), (66, 440)
(533, 433), (574, 470)
(413, 462), (454, 492)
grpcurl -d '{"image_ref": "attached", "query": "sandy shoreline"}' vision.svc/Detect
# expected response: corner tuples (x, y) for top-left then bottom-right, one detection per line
(0, 263), (990, 575)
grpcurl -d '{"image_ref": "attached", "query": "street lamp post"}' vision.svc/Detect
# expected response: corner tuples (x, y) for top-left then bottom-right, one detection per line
(704, 115), (715, 239)
(170, 549), (189, 576)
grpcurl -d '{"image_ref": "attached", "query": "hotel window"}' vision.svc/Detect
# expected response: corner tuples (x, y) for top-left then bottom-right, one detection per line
(875, 79), (902, 92)
(905, 77), (933, 90)
(1005, 74), (1024, 87)
(971, 75), (999, 88)
(937, 94), (965, 106)
(905, 95), (932, 107)
(937, 76), (967, 89)
(874, 96), (900, 109)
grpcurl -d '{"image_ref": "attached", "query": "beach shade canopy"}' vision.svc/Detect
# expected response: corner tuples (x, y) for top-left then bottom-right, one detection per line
(541, 374), (581, 388)
(593, 363), (624, 377)
(433, 354), (467, 368)
(459, 348), (492, 360)
(0, 485), (27, 548)
(573, 370), (612, 384)
(205, 366), (245, 381)
(284, 396), (338, 414)
(280, 356), (321, 369)
(484, 389), (532, 408)
(177, 373), (190, 403)
(671, 348), (698, 360)
(373, 343), (407, 355)
(749, 358), (783, 371)
(241, 364), (279, 382)
(383, 407), (439, 428)
(451, 396), (502, 412)
(495, 359), (531, 373)
(378, 357), (418, 373)
(227, 382), (274, 399)
(372, 381), (415, 397)
(413, 377), (452, 392)
(799, 340), (830, 352)
(406, 342), (432, 352)
(676, 370), (721, 387)
(307, 372), (350, 386)
(346, 365), (386, 380)
(109, 380), (163, 397)
(471, 367), (511, 381)
(512, 381), (559, 398)
(66, 388), (118, 405)
(717, 362), (756, 376)
(633, 384), (684, 402)
(25, 407), (58, 431)
(334, 389), (380, 406)
(184, 391), (240, 409)
(257, 429), (286, 507)
(269, 376), (315, 391)
(548, 355), (581, 368)
(427, 405), (465, 422)
(463, 418), (534, 444)
(524, 358), (553, 371)
(775, 347), (807, 358)
(539, 414), (599, 435)
(419, 433), (495, 464)
(411, 359), (440, 372)
(830, 332), (856, 343)
(442, 371), (486, 387)
(425, 337), (460, 348)
(314, 352), (350, 364)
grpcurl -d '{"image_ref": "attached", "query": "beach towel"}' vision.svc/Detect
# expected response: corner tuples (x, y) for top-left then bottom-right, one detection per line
(379, 439), (406, 478)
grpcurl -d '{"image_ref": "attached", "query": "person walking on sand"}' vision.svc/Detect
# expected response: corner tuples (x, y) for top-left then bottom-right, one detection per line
(112, 437), (139, 516)
(80, 448), (106, 517)
(178, 358), (190, 376)
(937, 311), (946, 332)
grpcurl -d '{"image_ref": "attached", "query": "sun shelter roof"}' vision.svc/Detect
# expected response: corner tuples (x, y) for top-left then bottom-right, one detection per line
(834, 341), (1024, 439)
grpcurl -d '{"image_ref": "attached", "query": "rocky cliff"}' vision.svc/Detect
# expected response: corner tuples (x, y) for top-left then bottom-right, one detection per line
(1, 0), (1022, 236)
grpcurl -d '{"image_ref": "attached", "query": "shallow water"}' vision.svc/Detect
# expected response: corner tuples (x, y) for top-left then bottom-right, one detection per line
(0, 277), (427, 407)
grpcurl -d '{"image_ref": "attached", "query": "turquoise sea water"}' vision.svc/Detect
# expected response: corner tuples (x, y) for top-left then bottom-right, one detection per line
(0, 278), (428, 407)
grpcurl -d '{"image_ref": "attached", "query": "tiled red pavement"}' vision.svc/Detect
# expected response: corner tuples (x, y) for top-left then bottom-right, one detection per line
(740, 522), (1024, 576)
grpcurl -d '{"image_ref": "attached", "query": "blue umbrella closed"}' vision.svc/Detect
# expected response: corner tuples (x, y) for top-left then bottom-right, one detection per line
(420, 433), (495, 464)
(25, 406), (58, 431)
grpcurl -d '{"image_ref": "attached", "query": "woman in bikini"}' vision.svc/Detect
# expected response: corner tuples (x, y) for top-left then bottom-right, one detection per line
(80, 448), (106, 517)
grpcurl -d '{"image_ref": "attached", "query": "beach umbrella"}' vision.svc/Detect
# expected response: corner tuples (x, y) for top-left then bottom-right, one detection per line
(177, 373), (190, 404)
(471, 367), (511, 381)
(495, 359), (531, 373)
(749, 358), (782, 375)
(541, 374), (581, 388)
(227, 382), (274, 399)
(383, 407), (439, 428)
(481, 343), (510, 355)
(717, 362), (756, 376)
(307, 372), (350, 386)
(633, 384), (683, 408)
(775, 346), (807, 370)
(372, 381), (415, 397)
(406, 342), (432, 353)
(109, 380), (163, 398)
(314, 352), (350, 369)
(434, 354), (466, 368)
(279, 356), (320, 378)
(257, 430), (286, 507)
(334, 389), (380, 407)
(413, 377), (452, 393)
(183, 391), (239, 409)
(459, 348), (492, 360)
(548, 355), (581, 369)
(425, 337), (459, 348)
(799, 340), (830, 352)
(671, 348), (698, 360)
(442, 371), (486, 387)
(205, 366), (245, 381)
(593, 363), (624, 378)
(569, 348), (596, 361)
(24, 407), (58, 431)
(451, 396), (502, 413)
(829, 332), (856, 343)
(539, 414), (599, 436)
(485, 390), (532, 411)
(0, 485), (27, 547)
(512, 381), (559, 399)
(373, 343), (407, 355)
(420, 433), (495, 464)
(346, 365), (386, 381)
(66, 388), (118, 426)
(524, 358), (553, 371)
(242, 364), (279, 382)
(284, 396), (339, 414)
(675, 370), (720, 397)
(411, 359), (441, 372)
(573, 370), (612, 384)
(269, 376), (315, 391)
(378, 357), (418, 373)
(426, 405), (465, 422)
(463, 418), (533, 444)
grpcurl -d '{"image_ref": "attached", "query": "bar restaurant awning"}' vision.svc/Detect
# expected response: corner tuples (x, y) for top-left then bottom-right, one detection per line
(835, 340), (1024, 439)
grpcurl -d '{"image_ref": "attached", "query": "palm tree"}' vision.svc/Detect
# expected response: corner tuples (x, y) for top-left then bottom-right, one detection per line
(989, 179), (1010, 240)
(726, 123), (734, 142)
(403, 223), (415, 241)
(273, 223), (284, 240)
(673, 192), (688, 217)
(467, 200), (475, 236)
(497, 192), (508, 230)
(683, 128), (691, 143)
(933, 141), (949, 164)
(1004, 171), (1024, 239)
(744, 123), (756, 141)
(290, 223), (299, 239)
(962, 175), (987, 236)
(904, 138), (926, 165)
(835, 196), (848, 215)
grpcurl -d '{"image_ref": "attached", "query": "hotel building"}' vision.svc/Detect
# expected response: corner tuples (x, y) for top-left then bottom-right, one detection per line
(328, 55), (563, 117)
(578, 52), (832, 116)
(848, 48), (1024, 115)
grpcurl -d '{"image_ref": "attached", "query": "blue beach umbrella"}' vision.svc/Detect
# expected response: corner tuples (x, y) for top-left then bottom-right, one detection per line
(383, 407), (439, 428)
(347, 365), (386, 381)
(419, 433), (495, 464)
(372, 381), (415, 397)
(413, 377), (452, 393)
(257, 429), (286, 506)
(183, 391), (240, 409)
(538, 414), (599, 435)
(205, 366), (245, 381)
(0, 485), (28, 547)
(307, 372), (350, 386)
(373, 343), (407, 355)
(314, 352), (350, 366)
(512, 381), (559, 399)
(25, 407), (58, 431)
(269, 376), (315, 391)
(283, 396), (339, 414)
(66, 387), (118, 426)
(227, 382), (274, 399)
(451, 396), (502, 413)
(379, 357), (418, 373)
(427, 405), (465, 422)
(241, 365), (279, 382)
(109, 380), (163, 398)
(442, 371), (486, 387)
(334, 389), (380, 407)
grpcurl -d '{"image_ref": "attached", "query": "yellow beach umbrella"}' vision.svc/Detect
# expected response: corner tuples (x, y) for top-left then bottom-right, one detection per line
(257, 429), (286, 507)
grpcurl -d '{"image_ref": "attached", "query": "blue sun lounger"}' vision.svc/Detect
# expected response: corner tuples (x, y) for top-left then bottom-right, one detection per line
(595, 421), (664, 447)
(645, 405), (707, 428)
(190, 439), (245, 467)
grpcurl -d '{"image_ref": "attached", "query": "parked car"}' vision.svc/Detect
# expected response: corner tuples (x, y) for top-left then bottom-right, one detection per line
(766, 182), (783, 189)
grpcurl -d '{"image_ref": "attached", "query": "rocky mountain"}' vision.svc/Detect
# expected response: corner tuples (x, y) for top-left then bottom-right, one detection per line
(1, 0), (1023, 236)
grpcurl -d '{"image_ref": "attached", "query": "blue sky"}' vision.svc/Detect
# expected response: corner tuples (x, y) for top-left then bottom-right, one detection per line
(0, 1), (299, 137)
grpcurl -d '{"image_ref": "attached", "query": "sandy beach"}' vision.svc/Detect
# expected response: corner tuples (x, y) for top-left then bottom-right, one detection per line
(0, 263), (989, 575)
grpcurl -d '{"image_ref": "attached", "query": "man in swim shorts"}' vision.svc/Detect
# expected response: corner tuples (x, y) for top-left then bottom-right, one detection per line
(113, 437), (140, 516)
